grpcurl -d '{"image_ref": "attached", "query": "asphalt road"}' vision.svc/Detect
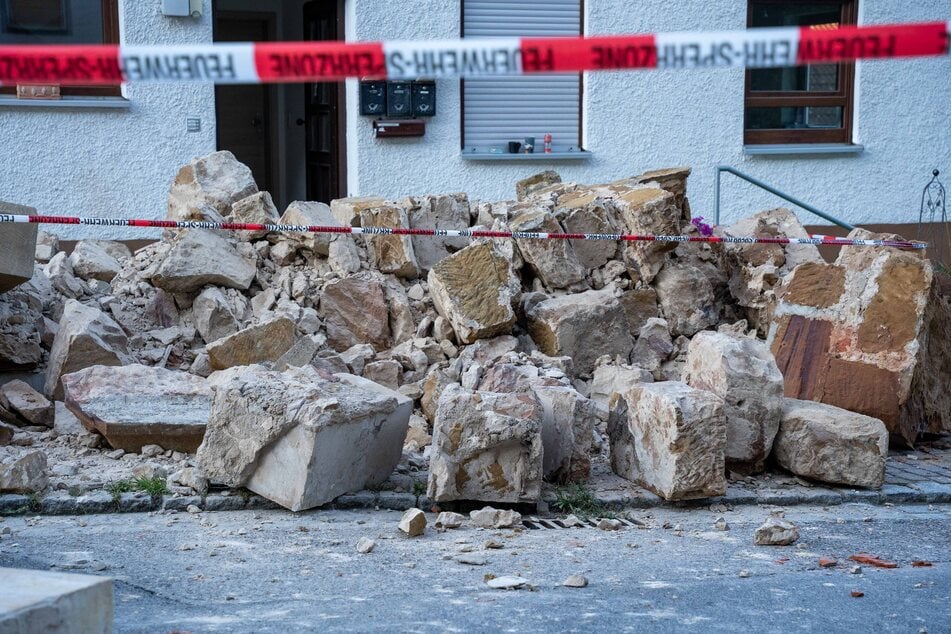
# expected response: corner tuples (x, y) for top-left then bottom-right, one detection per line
(1, 502), (948, 633)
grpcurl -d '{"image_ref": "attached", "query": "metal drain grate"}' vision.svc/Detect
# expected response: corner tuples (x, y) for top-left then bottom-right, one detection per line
(521, 516), (644, 530)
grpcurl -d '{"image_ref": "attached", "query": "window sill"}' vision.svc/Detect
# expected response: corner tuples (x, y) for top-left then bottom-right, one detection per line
(0, 96), (131, 110)
(744, 143), (864, 156)
(462, 150), (593, 162)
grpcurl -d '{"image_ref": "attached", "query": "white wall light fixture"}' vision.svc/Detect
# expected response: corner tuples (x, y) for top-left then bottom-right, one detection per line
(161, 0), (203, 18)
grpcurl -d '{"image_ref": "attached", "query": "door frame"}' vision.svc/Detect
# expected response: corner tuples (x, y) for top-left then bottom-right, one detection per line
(212, 8), (280, 199)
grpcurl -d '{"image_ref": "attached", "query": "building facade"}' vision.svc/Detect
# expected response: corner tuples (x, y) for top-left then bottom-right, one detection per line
(0, 0), (948, 239)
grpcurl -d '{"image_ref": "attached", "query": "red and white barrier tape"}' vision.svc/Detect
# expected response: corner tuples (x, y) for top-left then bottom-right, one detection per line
(0, 214), (926, 250)
(0, 22), (947, 84)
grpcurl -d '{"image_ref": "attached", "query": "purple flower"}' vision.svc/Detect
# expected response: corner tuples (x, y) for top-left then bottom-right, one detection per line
(691, 216), (714, 237)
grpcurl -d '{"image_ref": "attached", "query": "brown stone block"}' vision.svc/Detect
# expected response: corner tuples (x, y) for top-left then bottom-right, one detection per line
(814, 357), (906, 441)
(856, 256), (929, 354)
(780, 262), (845, 309)
(771, 315), (833, 400)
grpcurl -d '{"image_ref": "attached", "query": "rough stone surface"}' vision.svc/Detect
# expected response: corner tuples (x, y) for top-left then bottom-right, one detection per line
(516, 170), (561, 200)
(320, 275), (392, 352)
(428, 384), (543, 503)
(533, 386), (598, 483)
(68, 241), (121, 283)
(407, 193), (471, 272)
(775, 398), (889, 488)
(167, 150), (258, 222)
(768, 237), (950, 446)
(229, 191), (280, 240)
(428, 242), (520, 345)
(197, 366), (411, 511)
(561, 198), (620, 270)
(0, 380), (53, 428)
(45, 300), (131, 399)
(511, 209), (587, 290)
(619, 288), (660, 336)
(0, 201), (39, 293)
(589, 364), (653, 408)
(682, 331), (784, 472)
(609, 381), (726, 500)
(192, 286), (241, 345)
(61, 364), (212, 453)
(330, 196), (387, 227)
(0, 567), (113, 633)
(614, 186), (681, 284)
(399, 508), (427, 537)
(469, 507), (522, 529)
(0, 450), (48, 493)
(279, 201), (340, 257)
(526, 289), (633, 375)
(205, 317), (296, 370)
(630, 318), (673, 374)
(360, 204), (420, 279)
(754, 517), (799, 546)
(654, 262), (719, 337)
(434, 511), (466, 529)
(151, 230), (256, 294)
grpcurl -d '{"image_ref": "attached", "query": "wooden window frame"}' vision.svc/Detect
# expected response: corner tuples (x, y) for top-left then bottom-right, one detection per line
(744, 0), (857, 145)
(459, 0), (585, 152)
(0, 0), (121, 98)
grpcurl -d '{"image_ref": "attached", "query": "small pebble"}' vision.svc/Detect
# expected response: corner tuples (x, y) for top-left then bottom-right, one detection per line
(563, 575), (588, 588)
(714, 518), (729, 531)
(850, 566), (863, 575)
(738, 570), (751, 578)
(355, 537), (376, 554)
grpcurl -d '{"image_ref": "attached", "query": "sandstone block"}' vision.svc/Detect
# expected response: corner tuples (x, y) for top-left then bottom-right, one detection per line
(197, 366), (411, 511)
(279, 201), (339, 257)
(774, 398), (888, 488)
(68, 241), (121, 283)
(399, 508), (427, 537)
(360, 204), (420, 278)
(516, 170), (561, 200)
(619, 287), (660, 335)
(45, 300), (131, 399)
(615, 186), (681, 283)
(469, 507), (522, 528)
(206, 317), (296, 370)
(0, 450), (48, 493)
(330, 196), (387, 227)
(61, 364), (212, 453)
(682, 331), (784, 471)
(427, 385), (543, 504)
(526, 289), (634, 375)
(589, 363), (653, 408)
(428, 242), (520, 345)
(0, 380), (52, 427)
(631, 317), (673, 374)
(609, 381), (726, 500)
(0, 201), (38, 293)
(229, 191), (280, 240)
(407, 193), (471, 271)
(320, 274), (392, 352)
(654, 262), (719, 336)
(192, 286), (241, 344)
(511, 209), (588, 290)
(533, 385), (598, 483)
(561, 198), (620, 270)
(167, 150), (258, 221)
(151, 230), (255, 294)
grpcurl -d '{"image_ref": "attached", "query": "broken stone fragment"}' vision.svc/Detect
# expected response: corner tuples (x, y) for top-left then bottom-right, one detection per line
(0, 449), (48, 493)
(399, 508), (427, 537)
(320, 274), (392, 352)
(774, 399), (888, 488)
(589, 363), (653, 409)
(407, 193), (471, 272)
(279, 200), (340, 257)
(681, 330), (784, 472)
(754, 516), (799, 546)
(428, 242), (520, 345)
(510, 209), (588, 290)
(0, 380), (53, 427)
(653, 262), (719, 337)
(562, 574), (589, 588)
(0, 201), (39, 293)
(619, 288), (660, 336)
(62, 364), (212, 453)
(428, 385), (543, 504)
(330, 196), (387, 227)
(356, 537), (377, 553)
(191, 286), (241, 345)
(614, 185), (681, 284)
(435, 511), (466, 529)
(68, 241), (121, 283)
(630, 317), (673, 374)
(561, 197), (620, 270)
(609, 381), (726, 500)
(197, 366), (411, 511)
(169, 467), (209, 494)
(469, 507), (522, 529)
(516, 170), (561, 201)
(229, 191), (280, 240)
(206, 317), (296, 370)
(167, 150), (258, 222)
(360, 204), (420, 279)
(532, 385), (598, 483)
(151, 230), (256, 294)
(45, 300), (132, 400)
(526, 288), (634, 375)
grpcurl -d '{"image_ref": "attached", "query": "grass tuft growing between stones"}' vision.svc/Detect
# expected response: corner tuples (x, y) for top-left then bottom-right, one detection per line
(107, 476), (168, 501)
(552, 482), (614, 519)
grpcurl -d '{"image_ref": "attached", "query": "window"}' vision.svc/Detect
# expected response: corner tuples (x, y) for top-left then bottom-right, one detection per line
(745, 0), (857, 145)
(0, 0), (120, 97)
(461, 0), (583, 155)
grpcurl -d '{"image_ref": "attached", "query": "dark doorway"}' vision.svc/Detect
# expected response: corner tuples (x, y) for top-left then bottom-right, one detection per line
(303, 0), (346, 203)
(214, 11), (276, 196)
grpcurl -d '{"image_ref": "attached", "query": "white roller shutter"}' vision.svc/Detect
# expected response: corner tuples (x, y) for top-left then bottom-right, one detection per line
(462, 0), (582, 153)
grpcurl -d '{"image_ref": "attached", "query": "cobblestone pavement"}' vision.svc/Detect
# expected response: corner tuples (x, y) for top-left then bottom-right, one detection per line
(2, 438), (950, 516)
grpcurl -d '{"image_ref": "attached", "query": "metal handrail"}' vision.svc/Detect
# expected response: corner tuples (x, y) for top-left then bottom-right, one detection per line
(713, 165), (855, 231)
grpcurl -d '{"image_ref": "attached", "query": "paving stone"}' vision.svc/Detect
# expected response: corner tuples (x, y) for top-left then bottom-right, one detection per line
(116, 492), (160, 513)
(203, 494), (247, 512)
(0, 494), (31, 515)
(879, 484), (921, 504)
(907, 481), (951, 503)
(163, 496), (203, 512)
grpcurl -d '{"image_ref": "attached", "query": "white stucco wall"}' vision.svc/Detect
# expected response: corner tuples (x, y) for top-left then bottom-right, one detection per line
(349, 0), (951, 228)
(0, 1), (218, 240)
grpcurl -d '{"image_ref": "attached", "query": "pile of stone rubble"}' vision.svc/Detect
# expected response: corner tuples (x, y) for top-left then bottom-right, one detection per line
(1, 151), (948, 510)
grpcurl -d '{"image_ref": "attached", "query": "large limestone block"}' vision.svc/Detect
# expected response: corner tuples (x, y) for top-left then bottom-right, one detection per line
(62, 364), (212, 452)
(682, 331), (784, 471)
(0, 201), (38, 293)
(428, 384), (543, 503)
(428, 242), (520, 345)
(167, 150), (258, 221)
(45, 300), (131, 399)
(330, 196), (386, 227)
(533, 385), (599, 483)
(768, 237), (950, 446)
(0, 567), (113, 634)
(0, 450), (48, 493)
(630, 317), (673, 374)
(407, 193), (471, 271)
(775, 398), (888, 488)
(610, 381), (726, 500)
(206, 317), (296, 370)
(516, 170), (561, 200)
(151, 230), (255, 294)
(614, 186), (681, 284)
(654, 262), (719, 336)
(230, 190), (280, 240)
(320, 274), (391, 352)
(279, 200), (339, 256)
(526, 288), (634, 375)
(589, 363), (653, 408)
(192, 286), (241, 344)
(197, 366), (411, 511)
(510, 209), (588, 290)
(68, 241), (121, 283)
(632, 166), (692, 224)
(0, 380), (53, 427)
(561, 198), (620, 270)
(360, 204), (420, 278)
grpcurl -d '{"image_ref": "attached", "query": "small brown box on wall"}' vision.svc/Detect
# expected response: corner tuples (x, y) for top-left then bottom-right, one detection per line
(373, 119), (425, 138)
(17, 84), (61, 100)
